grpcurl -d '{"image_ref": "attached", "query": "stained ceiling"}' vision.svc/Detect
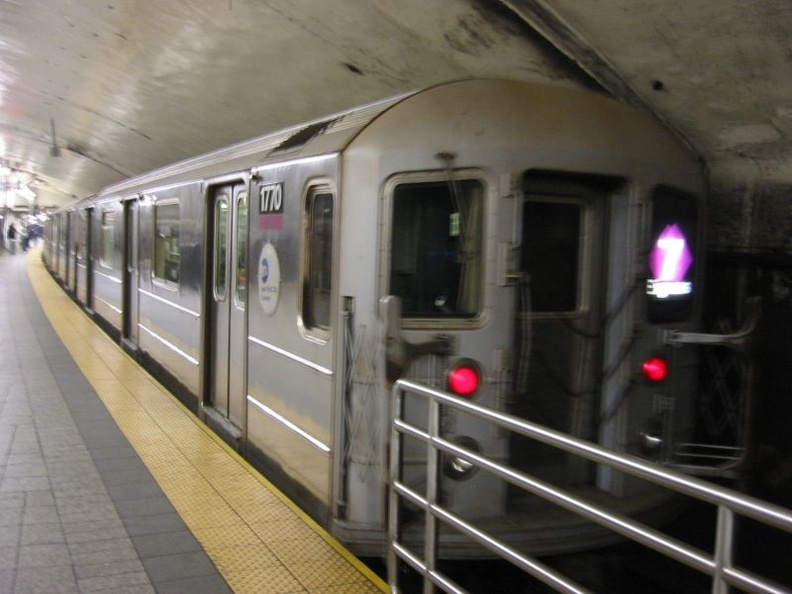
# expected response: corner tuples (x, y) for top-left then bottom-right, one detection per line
(1, 0), (790, 248)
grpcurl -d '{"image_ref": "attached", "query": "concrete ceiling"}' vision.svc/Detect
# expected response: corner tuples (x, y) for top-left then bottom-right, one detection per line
(1, 0), (790, 248)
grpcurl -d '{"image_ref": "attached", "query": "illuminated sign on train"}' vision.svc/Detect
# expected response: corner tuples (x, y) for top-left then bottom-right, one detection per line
(646, 223), (693, 299)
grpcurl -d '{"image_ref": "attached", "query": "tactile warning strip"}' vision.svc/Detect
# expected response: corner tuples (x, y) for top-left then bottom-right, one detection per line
(27, 251), (387, 594)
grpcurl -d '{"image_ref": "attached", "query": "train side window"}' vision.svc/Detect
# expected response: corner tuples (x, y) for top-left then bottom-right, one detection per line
(521, 201), (581, 313)
(234, 193), (248, 306)
(645, 187), (698, 323)
(303, 187), (334, 333)
(100, 208), (119, 270)
(389, 179), (483, 319)
(153, 202), (180, 285)
(213, 196), (229, 301)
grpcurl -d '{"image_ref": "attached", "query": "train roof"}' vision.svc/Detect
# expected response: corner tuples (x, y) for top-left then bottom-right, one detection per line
(73, 78), (695, 205)
(90, 87), (418, 200)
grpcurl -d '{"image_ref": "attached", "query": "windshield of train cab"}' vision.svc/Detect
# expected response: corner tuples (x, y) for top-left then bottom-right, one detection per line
(645, 186), (699, 323)
(388, 177), (483, 321)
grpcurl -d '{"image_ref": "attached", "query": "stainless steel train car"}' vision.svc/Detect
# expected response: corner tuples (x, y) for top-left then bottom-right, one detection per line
(43, 78), (705, 557)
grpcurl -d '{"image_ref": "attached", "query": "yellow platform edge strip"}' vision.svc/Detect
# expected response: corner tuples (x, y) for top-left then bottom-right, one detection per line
(27, 249), (388, 593)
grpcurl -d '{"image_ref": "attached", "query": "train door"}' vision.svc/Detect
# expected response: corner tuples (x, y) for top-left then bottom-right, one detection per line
(62, 214), (71, 282)
(84, 208), (94, 310)
(206, 182), (248, 428)
(511, 173), (609, 486)
(71, 211), (81, 297)
(122, 197), (139, 346)
(76, 208), (88, 304)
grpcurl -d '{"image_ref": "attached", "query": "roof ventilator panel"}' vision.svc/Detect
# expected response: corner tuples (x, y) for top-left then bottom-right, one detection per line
(269, 118), (339, 155)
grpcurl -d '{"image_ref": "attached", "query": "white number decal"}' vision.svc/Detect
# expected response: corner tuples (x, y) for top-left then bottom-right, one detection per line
(259, 183), (283, 214)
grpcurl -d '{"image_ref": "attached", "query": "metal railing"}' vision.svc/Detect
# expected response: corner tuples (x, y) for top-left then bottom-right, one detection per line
(664, 298), (761, 479)
(388, 379), (792, 594)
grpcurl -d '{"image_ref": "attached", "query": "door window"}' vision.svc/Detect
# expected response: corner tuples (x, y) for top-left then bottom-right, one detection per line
(521, 201), (582, 313)
(234, 193), (248, 306)
(213, 196), (229, 301)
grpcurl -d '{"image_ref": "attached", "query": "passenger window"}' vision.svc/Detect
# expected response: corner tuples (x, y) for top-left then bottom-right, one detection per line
(153, 202), (180, 284)
(303, 188), (334, 332)
(213, 197), (229, 300)
(389, 179), (483, 319)
(645, 187), (698, 323)
(521, 201), (581, 313)
(234, 193), (248, 306)
(100, 209), (119, 270)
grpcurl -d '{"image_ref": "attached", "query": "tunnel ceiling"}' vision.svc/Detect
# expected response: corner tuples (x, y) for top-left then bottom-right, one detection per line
(0, 0), (790, 247)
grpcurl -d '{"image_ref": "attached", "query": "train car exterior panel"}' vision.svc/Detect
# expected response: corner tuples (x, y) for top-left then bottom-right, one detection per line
(55, 212), (69, 283)
(42, 79), (712, 560)
(66, 210), (79, 294)
(246, 338), (334, 446)
(246, 361), (333, 494)
(74, 208), (91, 306)
(131, 182), (206, 398)
(333, 80), (704, 543)
(136, 291), (201, 393)
(92, 270), (123, 328)
(91, 199), (125, 331)
(137, 182), (205, 314)
(245, 156), (340, 520)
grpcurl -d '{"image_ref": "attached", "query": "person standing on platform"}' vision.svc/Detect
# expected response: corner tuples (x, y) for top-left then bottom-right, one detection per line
(6, 223), (17, 254)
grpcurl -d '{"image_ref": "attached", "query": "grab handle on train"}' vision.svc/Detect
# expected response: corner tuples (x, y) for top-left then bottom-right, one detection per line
(663, 297), (760, 352)
(381, 295), (455, 383)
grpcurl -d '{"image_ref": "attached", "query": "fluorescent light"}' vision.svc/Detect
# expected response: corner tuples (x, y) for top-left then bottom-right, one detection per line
(15, 183), (36, 201)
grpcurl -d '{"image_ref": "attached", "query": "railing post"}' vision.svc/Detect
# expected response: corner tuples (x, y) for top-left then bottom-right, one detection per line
(712, 505), (735, 594)
(388, 383), (403, 593)
(423, 395), (441, 593)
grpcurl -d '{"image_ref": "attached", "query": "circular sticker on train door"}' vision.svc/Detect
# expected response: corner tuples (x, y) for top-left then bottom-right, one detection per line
(258, 242), (281, 315)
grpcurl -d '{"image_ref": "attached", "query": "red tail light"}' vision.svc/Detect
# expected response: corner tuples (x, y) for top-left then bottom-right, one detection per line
(642, 357), (668, 382)
(447, 363), (481, 397)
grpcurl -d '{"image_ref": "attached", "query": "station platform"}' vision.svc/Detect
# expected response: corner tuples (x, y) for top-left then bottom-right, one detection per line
(0, 248), (387, 594)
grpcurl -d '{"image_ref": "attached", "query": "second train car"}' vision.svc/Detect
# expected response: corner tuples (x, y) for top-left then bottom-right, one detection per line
(44, 78), (705, 556)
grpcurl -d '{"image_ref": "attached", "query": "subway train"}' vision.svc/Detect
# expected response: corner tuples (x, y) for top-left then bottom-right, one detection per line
(43, 78), (705, 558)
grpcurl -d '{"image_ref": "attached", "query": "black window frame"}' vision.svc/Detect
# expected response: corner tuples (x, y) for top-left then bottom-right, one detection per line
(301, 185), (335, 337)
(152, 200), (181, 286)
(386, 174), (485, 324)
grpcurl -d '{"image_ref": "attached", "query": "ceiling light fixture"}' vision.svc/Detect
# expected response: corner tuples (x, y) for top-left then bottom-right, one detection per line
(16, 183), (36, 201)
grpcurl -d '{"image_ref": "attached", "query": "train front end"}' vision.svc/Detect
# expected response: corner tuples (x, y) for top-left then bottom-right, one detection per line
(335, 79), (705, 557)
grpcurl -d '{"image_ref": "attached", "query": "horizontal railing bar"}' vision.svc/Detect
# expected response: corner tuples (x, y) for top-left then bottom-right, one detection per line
(430, 501), (591, 594)
(393, 417), (430, 442)
(392, 481), (590, 594)
(394, 422), (715, 575)
(390, 541), (466, 594)
(395, 379), (792, 533)
(723, 566), (790, 594)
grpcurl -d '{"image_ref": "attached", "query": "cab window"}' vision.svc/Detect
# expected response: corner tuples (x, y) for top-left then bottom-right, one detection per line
(389, 178), (483, 319)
